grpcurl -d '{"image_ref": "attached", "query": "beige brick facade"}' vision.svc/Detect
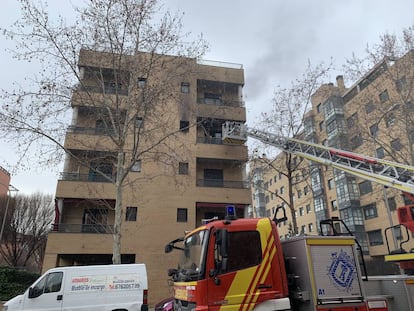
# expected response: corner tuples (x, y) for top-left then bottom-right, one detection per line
(44, 49), (250, 305)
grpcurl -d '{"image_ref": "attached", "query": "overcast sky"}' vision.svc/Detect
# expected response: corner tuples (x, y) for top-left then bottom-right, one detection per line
(1, 0), (414, 194)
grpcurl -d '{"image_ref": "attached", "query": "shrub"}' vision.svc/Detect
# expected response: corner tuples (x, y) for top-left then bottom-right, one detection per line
(0, 266), (39, 301)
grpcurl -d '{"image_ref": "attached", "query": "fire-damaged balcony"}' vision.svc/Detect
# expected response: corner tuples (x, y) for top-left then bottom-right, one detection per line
(51, 198), (115, 234)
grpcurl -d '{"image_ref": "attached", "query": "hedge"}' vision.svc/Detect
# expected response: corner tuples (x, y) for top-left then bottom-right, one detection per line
(0, 266), (39, 301)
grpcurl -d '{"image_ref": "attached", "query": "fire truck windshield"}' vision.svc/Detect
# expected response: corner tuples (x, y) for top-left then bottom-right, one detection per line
(176, 229), (208, 281)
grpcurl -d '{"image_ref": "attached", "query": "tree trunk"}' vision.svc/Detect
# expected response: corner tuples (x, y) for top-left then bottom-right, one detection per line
(112, 152), (124, 264)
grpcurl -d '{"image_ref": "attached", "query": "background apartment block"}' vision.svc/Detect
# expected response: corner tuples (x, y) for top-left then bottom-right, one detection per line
(251, 51), (414, 273)
(44, 48), (251, 304)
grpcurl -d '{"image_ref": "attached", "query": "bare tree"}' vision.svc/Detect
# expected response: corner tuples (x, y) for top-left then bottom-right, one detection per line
(0, 0), (208, 263)
(343, 25), (414, 166)
(0, 193), (53, 272)
(259, 61), (332, 234)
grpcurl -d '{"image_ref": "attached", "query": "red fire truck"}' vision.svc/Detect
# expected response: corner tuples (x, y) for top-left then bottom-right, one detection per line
(164, 122), (414, 311)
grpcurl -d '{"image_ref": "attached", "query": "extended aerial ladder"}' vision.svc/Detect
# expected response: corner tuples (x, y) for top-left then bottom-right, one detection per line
(222, 121), (414, 270)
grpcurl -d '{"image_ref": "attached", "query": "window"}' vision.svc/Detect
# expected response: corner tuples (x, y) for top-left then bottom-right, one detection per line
(369, 123), (379, 137)
(306, 204), (311, 214)
(137, 77), (147, 88)
(269, 179), (272, 186)
(181, 82), (190, 93)
(328, 179), (334, 190)
(280, 186), (285, 194)
(278, 172), (283, 179)
(179, 162), (189, 175)
(131, 160), (142, 172)
(331, 200), (338, 211)
(126, 206), (137, 221)
(350, 134), (363, 149)
(385, 113), (396, 128)
(180, 120), (189, 132)
(297, 190), (302, 198)
(265, 196), (269, 203)
(135, 117), (143, 128)
(365, 101), (375, 114)
(379, 90), (389, 103)
(376, 147), (385, 159)
(82, 208), (108, 233)
(368, 229), (383, 246)
(31, 272), (63, 297)
(204, 169), (223, 187)
(396, 76), (407, 93)
(308, 223), (314, 232)
(317, 103), (322, 113)
(391, 138), (402, 151)
(363, 203), (378, 219)
(393, 227), (403, 240)
(347, 112), (358, 128)
(177, 208), (188, 222)
(224, 231), (262, 273)
(264, 182), (269, 190)
(274, 175), (277, 182)
(300, 225), (306, 234)
(304, 186), (309, 195)
(359, 180), (373, 195)
(387, 196), (397, 211)
(299, 207), (304, 216)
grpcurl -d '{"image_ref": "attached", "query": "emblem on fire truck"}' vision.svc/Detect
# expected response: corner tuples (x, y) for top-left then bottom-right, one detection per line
(327, 249), (356, 292)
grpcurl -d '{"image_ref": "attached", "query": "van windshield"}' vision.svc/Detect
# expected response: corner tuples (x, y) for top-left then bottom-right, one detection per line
(176, 229), (208, 281)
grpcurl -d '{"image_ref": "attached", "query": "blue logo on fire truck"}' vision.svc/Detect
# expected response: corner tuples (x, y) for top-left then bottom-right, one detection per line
(327, 249), (356, 292)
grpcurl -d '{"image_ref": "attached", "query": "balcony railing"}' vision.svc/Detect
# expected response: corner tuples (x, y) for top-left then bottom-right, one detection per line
(77, 85), (129, 96)
(196, 136), (223, 145)
(197, 179), (249, 189)
(197, 98), (244, 107)
(67, 126), (115, 136)
(51, 223), (112, 233)
(59, 172), (114, 183)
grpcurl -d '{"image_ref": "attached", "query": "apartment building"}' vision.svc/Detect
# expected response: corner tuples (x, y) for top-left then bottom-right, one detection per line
(43, 48), (251, 304)
(0, 166), (10, 196)
(251, 51), (414, 272)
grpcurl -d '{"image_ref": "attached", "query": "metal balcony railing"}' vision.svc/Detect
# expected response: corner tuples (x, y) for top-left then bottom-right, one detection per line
(196, 179), (249, 189)
(197, 98), (244, 107)
(67, 126), (115, 136)
(51, 223), (112, 233)
(77, 85), (129, 96)
(196, 136), (223, 145)
(59, 172), (114, 183)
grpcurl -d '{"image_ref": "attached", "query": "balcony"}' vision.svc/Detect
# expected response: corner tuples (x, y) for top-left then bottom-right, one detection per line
(52, 223), (112, 234)
(67, 126), (114, 136)
(197, 97), (244, 108)
(59, 172), (114, 183)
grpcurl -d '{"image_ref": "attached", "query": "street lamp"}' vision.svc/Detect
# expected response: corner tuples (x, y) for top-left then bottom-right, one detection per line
(0, 184), (19, 244)
(370, 103), (400, 250)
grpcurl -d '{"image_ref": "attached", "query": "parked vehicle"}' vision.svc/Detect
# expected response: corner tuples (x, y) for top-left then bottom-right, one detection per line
(3, 264), (148, 311)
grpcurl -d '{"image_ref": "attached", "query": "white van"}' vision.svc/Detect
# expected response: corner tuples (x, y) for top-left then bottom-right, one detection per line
(3, 264), (148, 311)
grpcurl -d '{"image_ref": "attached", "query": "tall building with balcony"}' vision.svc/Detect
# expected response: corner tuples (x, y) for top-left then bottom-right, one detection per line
(251, 51), (414, 273)
(43, 49), (250, 304)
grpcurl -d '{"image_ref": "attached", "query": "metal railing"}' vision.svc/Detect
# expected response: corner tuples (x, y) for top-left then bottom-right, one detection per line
(67, 126), (114, 136)
(77, 85), (129, 96)
(196, 179), (249, 189)
(197, 97), (245, 107)
(51, 223), (112, 234)
(196, 136), (223, 145)
(59, 172), (114, 183)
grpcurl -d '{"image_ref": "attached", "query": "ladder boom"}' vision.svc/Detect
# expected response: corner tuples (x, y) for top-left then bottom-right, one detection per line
(222, 121), (414, 194)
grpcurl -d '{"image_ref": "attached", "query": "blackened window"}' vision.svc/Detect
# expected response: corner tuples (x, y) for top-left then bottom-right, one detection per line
(126, 207), (137, 221)
(180, 120), (190, 132)
(179, 162), (189, 175)
(225, 231), (262, 273)
(177, 208), (188, 222)
(370, 123), (379, 137)
(376, 147), (385, 159)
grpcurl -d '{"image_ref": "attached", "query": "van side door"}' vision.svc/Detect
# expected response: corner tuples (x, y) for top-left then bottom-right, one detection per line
(23, 271), (64, 311)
